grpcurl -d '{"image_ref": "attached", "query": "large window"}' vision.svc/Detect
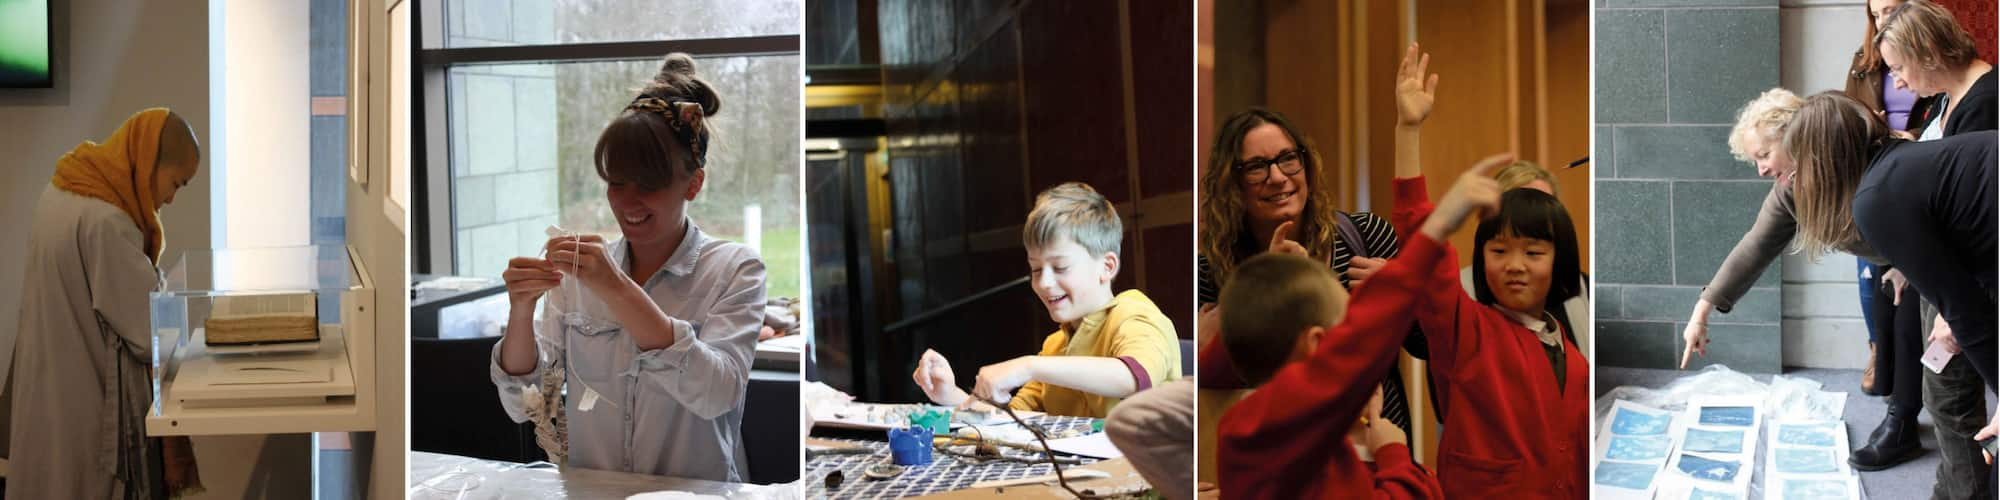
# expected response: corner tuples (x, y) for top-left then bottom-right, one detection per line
(442, 0), (801, 47)
(423, 3), (802, 300)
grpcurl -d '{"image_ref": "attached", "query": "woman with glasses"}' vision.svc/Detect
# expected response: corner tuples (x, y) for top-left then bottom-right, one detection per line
(1194, 100), (1425, 439)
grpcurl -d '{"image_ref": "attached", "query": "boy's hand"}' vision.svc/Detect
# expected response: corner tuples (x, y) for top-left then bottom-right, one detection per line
(1197, 303), (1222, 348)
(1361, 387), (1406, 451)
(1396, 43), (1439, 127)
(970, 356), (1039, 405)
(1420, 153), (1514, 241)
(914, 349), (967, 406)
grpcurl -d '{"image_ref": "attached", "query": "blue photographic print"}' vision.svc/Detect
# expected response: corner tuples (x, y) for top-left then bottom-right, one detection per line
(1682, 427), (1745, 454)
(1594, 461), (1659, 490)
(1675, 453), (1740, 482)
(1774, 447), (1840, 474)
(1612, 407), (1671, 435)
(1781, 479), (1849, 500)
(1607, 435), (1673, 461)
(1776, 422), (1839, 447)
(1697, 406), (1755, 427)
(1690, 487), (1741, 500)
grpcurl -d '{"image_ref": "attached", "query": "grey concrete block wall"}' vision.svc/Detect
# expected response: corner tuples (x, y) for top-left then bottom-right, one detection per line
(1595, 2), (1782, 373)
(444, 3), (562, 278)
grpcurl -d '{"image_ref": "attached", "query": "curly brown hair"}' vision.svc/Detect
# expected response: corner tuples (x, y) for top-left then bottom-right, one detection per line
(1199, 108), (1342, 286)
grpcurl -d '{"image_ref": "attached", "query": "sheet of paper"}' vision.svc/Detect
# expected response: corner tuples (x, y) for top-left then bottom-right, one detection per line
(1592, 400), (1679, 499)
(1656, 396), (1763, 496)
(1763, 419), (1858, 500)
(1045, 432), (1123, 459)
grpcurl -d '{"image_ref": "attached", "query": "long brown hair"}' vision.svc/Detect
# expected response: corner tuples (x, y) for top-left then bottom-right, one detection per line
(1857, 0), (1897, 71)
(594, 53), (724, 191)
(1787, 91), (1890, 260)
(1199, 108), (1341, 285)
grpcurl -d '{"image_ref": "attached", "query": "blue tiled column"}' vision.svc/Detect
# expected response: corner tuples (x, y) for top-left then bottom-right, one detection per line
(1595, 0), (1782, 372)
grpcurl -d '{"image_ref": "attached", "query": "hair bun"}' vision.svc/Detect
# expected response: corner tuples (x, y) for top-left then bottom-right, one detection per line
(658, 53), (698, 79)
(645, 53), (722, 116)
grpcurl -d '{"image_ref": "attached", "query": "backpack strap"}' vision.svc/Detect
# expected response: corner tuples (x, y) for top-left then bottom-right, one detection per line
(1333, 211), (1371, 258)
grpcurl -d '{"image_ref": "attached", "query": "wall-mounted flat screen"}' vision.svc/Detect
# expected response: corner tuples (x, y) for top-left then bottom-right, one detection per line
(0, 0), (52, 88)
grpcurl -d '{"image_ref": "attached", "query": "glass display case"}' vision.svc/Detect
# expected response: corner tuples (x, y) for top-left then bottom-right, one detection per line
(147, 244), (377, 436)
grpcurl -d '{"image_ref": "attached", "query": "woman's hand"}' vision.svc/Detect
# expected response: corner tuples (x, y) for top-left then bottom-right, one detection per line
(914, 349), (968, 406)
(970, 355), (1039, 405)
(1418, 153), (1513, 241)
(1396, 43), (1440, 127)
(1267, 220), (1312, 259)
(1977, 419), (1998, 464)
(546, 234), (627, 294)
(1681, 299), (1715, 369)
(1347, 257), (1387, 288)
(1930, 315), (1959, 354)
(503, 257), (564, 306)
(1882, 268), (1908, 305)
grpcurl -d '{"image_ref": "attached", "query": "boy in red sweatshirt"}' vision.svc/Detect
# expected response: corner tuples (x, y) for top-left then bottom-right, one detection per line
(1217, 156), (1514, 499)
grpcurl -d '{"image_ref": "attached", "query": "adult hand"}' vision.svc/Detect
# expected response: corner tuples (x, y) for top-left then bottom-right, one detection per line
(1882, 268), (1908, 306)
(913, 349), (966, 406)
(1930, 315), (1959, 354)
(503, 256), (564, 306)
(1395, 43), (1440, 127)
(1681, 322), (1711, 369)
(1976, 419), (1998, 464)
(1347, 257), (1387, 288)
(969, 356), (1038, 406)
(1681, 300), (1715, 369)
(546, 234), (625, 294)
(1268, 220), (1311, 259)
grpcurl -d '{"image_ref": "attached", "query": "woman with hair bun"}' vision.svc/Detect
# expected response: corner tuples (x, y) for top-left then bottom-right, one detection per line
(489, 53), (768, 481)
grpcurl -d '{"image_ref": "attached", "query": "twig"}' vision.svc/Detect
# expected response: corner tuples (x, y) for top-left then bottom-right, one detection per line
(971, 395), (1106, 500)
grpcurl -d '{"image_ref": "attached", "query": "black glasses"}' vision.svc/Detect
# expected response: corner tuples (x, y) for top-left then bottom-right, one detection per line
(1234, 148), (1307, 184)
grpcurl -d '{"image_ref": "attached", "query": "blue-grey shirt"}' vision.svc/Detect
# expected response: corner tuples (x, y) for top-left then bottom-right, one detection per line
(491, 219), (766, 481)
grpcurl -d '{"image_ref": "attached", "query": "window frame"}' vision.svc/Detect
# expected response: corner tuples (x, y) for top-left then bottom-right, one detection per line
(414, 0), (800, 275)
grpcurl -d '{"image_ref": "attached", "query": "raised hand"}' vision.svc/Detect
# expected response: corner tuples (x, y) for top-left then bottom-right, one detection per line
(1396, 43), (1440, 127)
(1419, 153), (1515, 241)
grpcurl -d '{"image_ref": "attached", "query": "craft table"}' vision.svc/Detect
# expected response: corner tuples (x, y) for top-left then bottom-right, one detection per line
(805, 414), (1151, 499)
(408, 451), (790, 499)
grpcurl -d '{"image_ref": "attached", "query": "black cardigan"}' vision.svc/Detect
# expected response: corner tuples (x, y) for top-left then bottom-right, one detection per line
(1912, 68), (1997, 136)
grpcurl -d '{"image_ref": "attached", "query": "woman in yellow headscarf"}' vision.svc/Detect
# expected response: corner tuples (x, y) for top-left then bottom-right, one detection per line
(11, 108), (204, 499)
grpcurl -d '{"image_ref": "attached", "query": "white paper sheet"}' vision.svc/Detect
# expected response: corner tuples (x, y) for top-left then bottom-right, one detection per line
(1045, 433), (1124, 459)
(1763, 419), (1858, 500)
(1593, 400), (1679, 499)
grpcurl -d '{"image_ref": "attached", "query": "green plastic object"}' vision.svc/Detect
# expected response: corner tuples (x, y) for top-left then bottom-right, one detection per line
(1090, 418), (1106, 433)
(910, 408), (952, 434)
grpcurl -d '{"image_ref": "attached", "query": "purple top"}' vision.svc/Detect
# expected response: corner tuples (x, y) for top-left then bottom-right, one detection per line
(1884, 75), (1919, 130)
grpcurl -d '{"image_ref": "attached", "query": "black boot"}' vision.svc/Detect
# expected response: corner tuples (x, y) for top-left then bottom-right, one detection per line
(1849, 405), (1923, 471)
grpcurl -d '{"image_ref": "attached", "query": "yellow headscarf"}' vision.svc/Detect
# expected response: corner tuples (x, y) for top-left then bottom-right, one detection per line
(51, 108), (171, 264)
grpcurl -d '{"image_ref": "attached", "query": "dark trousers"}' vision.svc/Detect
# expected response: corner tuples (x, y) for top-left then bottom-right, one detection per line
(1921, 302), (1995, 500)
(1869, 277), (1925, 412)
